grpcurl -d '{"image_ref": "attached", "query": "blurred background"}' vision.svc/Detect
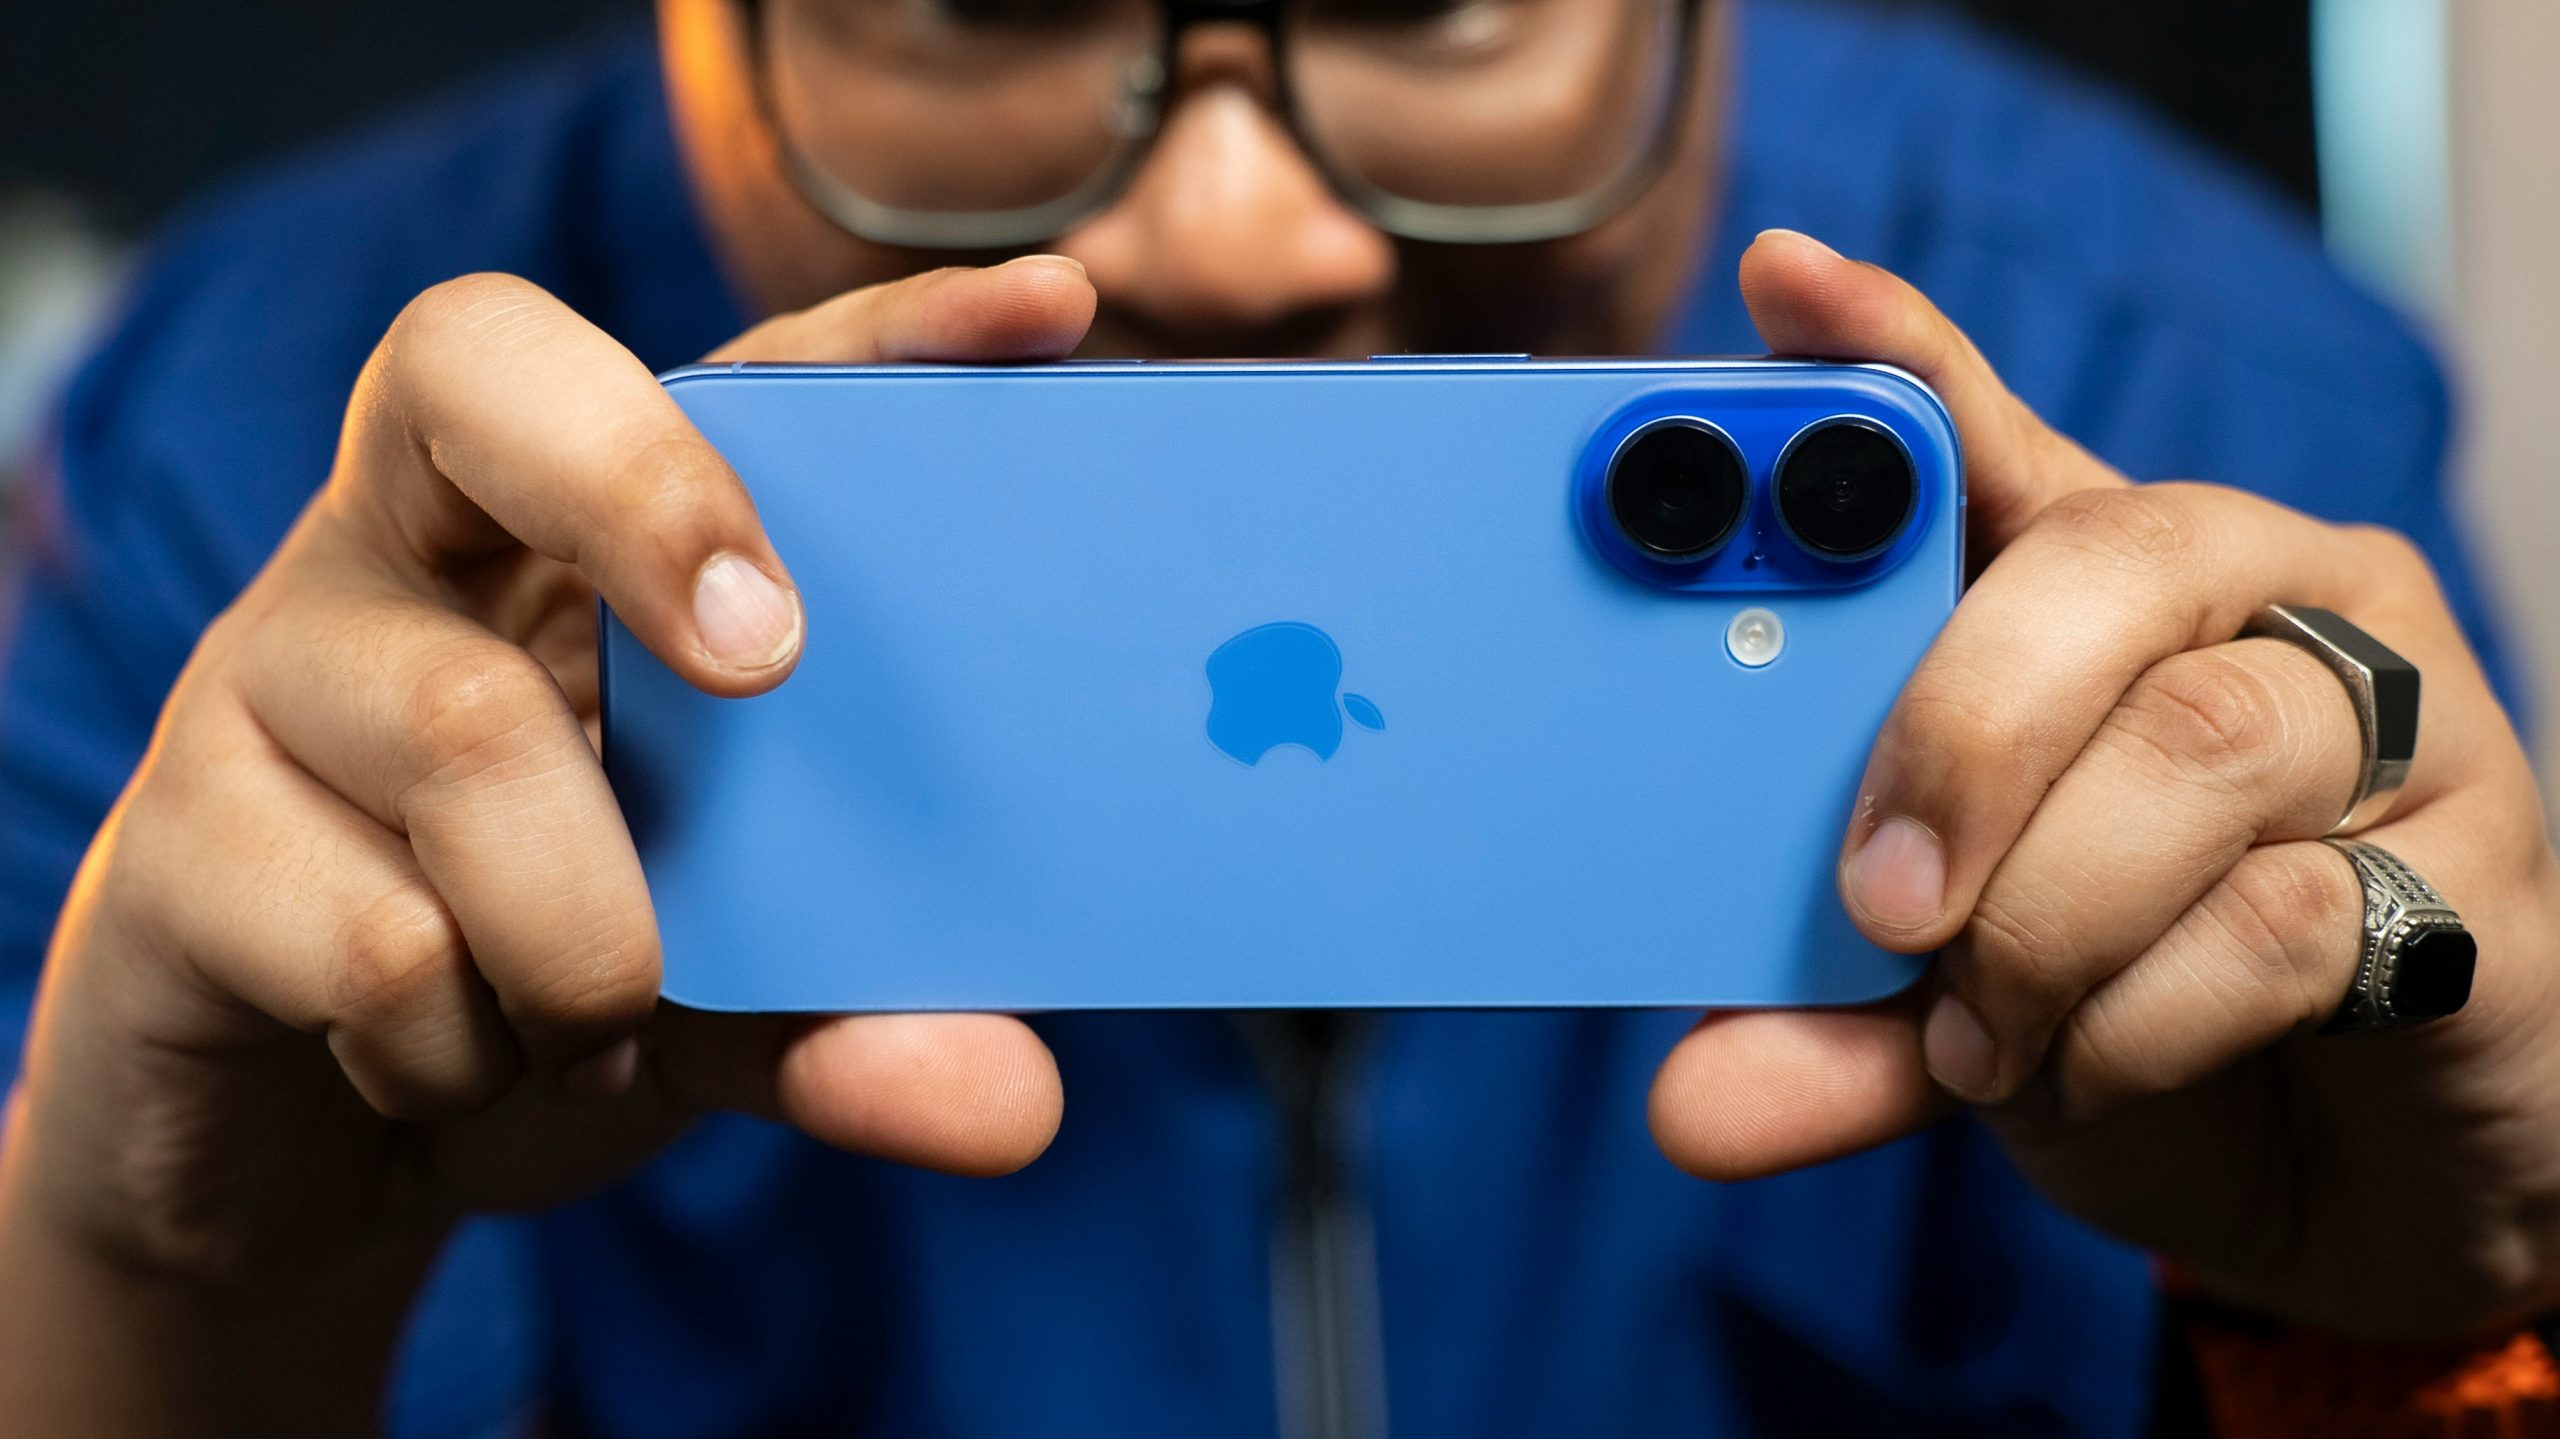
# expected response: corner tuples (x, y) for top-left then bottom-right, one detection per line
(2, 0), (2555, 796)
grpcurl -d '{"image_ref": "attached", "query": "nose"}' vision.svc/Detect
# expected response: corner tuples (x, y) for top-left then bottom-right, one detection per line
(1057, 27), (1396, 351)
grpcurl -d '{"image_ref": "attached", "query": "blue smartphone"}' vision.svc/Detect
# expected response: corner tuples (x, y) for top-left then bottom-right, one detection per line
(602, 357), (1961, 1012)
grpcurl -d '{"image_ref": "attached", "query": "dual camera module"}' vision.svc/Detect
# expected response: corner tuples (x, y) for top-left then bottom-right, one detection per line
(1605, 417), (1916, 565)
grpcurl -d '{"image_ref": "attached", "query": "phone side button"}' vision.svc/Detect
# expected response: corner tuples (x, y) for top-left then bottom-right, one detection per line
(1367, 353), (1533, 362)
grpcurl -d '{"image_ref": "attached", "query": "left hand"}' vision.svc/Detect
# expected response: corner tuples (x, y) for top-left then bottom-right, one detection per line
(1648, 230), (2560, 1339)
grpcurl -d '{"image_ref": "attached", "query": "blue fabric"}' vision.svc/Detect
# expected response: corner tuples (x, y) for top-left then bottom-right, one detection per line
(0, 2), (2518, 1434)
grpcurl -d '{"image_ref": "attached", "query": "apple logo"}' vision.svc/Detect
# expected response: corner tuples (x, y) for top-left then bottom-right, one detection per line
(1205, 622), (1384, 765)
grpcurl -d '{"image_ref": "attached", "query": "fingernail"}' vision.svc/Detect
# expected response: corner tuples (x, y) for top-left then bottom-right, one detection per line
(1755, 228), (1841, 259)
(1845, 815), (1946, 931)
(693, 553), (800, 671)
(561, 1037), (640, 1103)
(1923, 993), (1998, 1101)
(1005, 253), (1086, 277)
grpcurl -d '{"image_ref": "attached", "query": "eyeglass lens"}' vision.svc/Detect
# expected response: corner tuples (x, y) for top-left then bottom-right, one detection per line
(759, 0), (1685, 229)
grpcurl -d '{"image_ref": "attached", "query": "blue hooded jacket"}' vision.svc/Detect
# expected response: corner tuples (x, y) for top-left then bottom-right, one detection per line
(0, 3), (2516, 1433)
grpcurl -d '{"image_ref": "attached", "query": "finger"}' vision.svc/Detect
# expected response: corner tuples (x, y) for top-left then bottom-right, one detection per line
(2029, 796), (2510, 1128)
(116, 710), (521, 1120)
(1838, 487), (2418, 956)
(322, 273), (803, 695)
(232, 581), (658, 1082)
(706, 254), (1096, 364)
(1647, 987), (1954, 1182)
(650, 1009), (1063, 1177)
(1925, 637), (2365, 1102)
(2024, 841), (2366, 1127)
(1741, 229), (2131, 552)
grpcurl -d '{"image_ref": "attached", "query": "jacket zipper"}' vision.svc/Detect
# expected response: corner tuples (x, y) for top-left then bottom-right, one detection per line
(1241, 1012), (1390, 1439)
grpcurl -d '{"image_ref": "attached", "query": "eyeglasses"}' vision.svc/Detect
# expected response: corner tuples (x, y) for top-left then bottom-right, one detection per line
(738, 0), (1706, 249)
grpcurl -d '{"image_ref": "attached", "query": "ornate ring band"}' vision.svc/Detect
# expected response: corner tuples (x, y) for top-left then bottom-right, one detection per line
(2320, 838), (2475, 1036)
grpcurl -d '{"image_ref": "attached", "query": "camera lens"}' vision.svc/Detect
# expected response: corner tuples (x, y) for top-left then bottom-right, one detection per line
(1775, 419), (1916, 561)
(1605, 420), (1747, 562)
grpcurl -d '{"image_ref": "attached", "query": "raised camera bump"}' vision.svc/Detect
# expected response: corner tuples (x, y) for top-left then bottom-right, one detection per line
(1604, 418), (1749, 563)
(1773, 416), (1917, 562)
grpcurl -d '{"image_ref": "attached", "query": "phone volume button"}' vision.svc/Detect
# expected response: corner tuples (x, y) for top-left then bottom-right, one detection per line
(1367, 353), (1532, 362)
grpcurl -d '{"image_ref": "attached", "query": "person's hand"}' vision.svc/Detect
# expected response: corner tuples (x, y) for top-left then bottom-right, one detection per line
(1648, 230), (2560, 1338)
(0, 257), (1094, 1432)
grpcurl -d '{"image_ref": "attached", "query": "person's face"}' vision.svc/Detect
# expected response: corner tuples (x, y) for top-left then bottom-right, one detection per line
(660, 0), (1727, 357)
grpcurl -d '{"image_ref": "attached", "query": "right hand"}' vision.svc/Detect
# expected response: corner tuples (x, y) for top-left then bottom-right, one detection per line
(3, 258), (1093, 1317)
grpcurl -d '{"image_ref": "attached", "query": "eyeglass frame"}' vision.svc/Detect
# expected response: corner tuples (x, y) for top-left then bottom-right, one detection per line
(736, 0), (1711, 250)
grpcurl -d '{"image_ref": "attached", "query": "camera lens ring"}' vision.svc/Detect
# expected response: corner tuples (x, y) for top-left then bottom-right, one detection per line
(1773, 416), (1918, 562)
(1603, 417), (1749, 563)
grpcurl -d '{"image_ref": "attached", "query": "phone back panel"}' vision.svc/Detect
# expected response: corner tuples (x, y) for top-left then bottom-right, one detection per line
(604, 360), (1960, 1011)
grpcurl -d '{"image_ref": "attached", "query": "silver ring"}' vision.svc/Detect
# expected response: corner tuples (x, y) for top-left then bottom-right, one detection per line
(2320, 839), (2475, 1035)
(2242, 605), (2418, 835)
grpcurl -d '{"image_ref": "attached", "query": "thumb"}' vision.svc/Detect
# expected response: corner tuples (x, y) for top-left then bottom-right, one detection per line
(708, 254), (1097, 365)
(1740, 229), (2125, 553)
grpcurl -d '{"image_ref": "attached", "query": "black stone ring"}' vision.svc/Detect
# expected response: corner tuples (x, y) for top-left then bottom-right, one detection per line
(2320, 839), (2476, 1035)
(2242, 605), (2418, 836)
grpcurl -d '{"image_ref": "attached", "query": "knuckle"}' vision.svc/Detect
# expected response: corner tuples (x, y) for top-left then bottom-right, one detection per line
(331, 886), (472, 1029)
(2496, 798), (2553, 886)
(395, 272), (542, 351)
(120, 734), (206, 847)
(395, 641), (565, 800)
(2343, 522), (2431, 585)
(2051, 1007), (2157, 1118)
(82, 794), (180, 952)
(899, 263), (971, 293)
(2341, 523), (2457, 617)
(103, 716), (258, 940)
(2197, 848), (2347, 1024)
(335, 1051), (508, 1125)
(1890, 660), (2057, 782)
(2109, 649), (2286, 790)
(1962, 886), (2078, 1007)
(329, 1011), (517, 1122)
(192, 591), (265, 668)
(2032, 486), (2198, 572)
(503, 931), (659, 1041)
(598, 433), (722, 545)
(379, 276), (554, 432)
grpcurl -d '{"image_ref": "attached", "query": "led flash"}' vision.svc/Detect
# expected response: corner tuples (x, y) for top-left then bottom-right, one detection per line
(1727, 607), (1784, 668)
